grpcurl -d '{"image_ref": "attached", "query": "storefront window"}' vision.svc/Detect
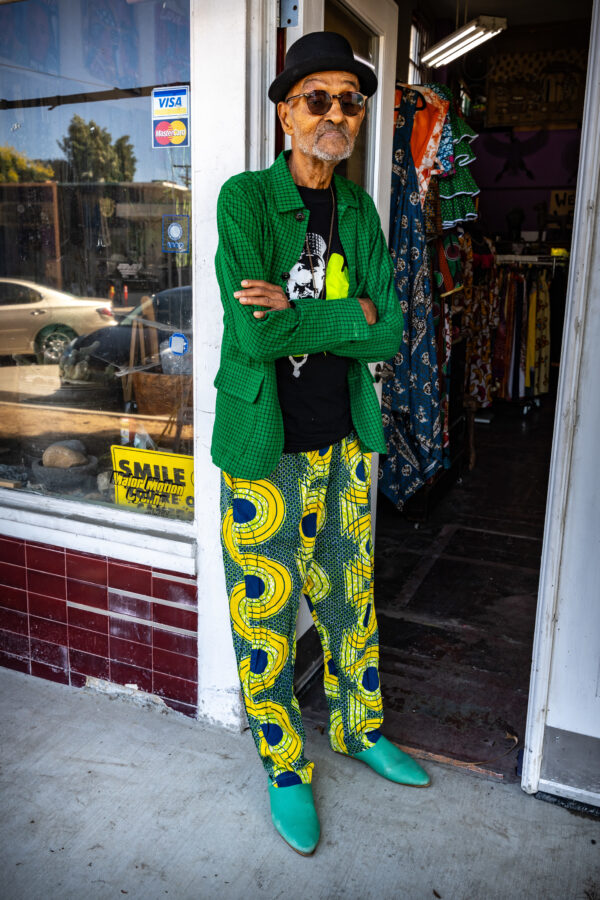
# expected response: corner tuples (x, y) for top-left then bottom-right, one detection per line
(0, 0), (193, 520)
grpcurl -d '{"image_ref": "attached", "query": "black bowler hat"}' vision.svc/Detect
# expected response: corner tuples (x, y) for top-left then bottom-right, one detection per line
(268, 31), (378, 104)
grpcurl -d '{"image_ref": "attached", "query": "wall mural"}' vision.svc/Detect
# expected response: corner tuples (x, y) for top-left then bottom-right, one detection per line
(486, 48), (587, 129)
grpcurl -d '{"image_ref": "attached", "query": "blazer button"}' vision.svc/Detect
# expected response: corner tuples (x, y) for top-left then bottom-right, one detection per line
(295, 211), (305, 221)
(281, 271), (290, 280)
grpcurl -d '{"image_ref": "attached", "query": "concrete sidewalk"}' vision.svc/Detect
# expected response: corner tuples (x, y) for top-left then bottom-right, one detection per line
(0, 668), (598, 900)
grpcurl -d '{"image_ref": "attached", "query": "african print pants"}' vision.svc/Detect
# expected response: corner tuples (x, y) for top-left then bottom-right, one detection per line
(220, 434), (384, 789)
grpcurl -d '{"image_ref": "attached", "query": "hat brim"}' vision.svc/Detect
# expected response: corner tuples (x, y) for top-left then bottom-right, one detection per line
(268, 55), (378, 104)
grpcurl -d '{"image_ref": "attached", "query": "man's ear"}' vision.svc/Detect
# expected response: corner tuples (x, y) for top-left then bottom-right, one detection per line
(277, 101), (294, 136)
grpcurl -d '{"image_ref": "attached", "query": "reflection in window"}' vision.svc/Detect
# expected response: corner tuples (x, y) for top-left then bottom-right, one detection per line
(0, 0), (193, 521)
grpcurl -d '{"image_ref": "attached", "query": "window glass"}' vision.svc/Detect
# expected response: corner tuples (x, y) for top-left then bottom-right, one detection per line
(0, 283), (42, 304)
(324, 0), (376, 190)
(408, 18), (429, 85)
(0, 0), (193, 521)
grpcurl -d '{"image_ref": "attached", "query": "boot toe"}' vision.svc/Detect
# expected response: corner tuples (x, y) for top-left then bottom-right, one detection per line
(268, 782), (320, 855)
(352, 736), (431, 787)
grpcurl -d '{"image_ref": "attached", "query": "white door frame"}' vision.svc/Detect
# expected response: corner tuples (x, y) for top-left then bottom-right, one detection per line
(521, 0), (600, 795)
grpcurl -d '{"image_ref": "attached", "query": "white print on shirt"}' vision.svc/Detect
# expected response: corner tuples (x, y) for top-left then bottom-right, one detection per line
(287, 232), (326, 300)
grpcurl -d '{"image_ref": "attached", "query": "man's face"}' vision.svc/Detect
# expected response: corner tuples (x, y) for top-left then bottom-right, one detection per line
(278, 70), (366, 164)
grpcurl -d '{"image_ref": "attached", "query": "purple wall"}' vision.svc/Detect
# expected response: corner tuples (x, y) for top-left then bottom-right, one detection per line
(470, 129), (581, 237)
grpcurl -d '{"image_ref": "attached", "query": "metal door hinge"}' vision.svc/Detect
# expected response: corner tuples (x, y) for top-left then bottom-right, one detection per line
(279, 0), (299, 27)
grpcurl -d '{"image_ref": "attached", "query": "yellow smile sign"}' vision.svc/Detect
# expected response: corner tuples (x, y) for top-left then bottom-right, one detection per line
(111, 446), (194, 515)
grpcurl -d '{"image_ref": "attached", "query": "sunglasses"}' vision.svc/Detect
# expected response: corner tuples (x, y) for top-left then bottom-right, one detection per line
(284, 89), (367, 117)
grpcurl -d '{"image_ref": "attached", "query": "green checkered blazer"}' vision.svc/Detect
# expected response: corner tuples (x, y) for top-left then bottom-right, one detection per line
(212, 150), (403, 479)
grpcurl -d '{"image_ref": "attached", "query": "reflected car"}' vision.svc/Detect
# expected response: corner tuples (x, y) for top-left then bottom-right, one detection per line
(59, 286), (192, 387)
(0, 278), (116, 364)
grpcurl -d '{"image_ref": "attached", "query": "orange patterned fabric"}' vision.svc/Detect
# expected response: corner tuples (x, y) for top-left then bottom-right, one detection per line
(412, 88), (449, 207)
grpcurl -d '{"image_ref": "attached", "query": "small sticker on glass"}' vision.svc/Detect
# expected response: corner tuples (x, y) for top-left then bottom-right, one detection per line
(169, 333), (189, 356)
(162, 214), (189, 253)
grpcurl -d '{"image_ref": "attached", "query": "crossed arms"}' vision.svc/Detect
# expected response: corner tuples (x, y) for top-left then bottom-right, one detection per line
(215, 180), (403, 363)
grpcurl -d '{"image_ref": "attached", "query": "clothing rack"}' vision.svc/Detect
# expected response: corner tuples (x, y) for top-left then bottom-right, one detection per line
(495, 254), (569, 275)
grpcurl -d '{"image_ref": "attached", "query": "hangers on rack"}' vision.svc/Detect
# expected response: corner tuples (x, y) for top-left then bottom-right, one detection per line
(495, 254), (568, 276)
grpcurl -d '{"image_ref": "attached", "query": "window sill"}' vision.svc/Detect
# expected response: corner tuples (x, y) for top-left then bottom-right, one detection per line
(0, 488), (196, 574)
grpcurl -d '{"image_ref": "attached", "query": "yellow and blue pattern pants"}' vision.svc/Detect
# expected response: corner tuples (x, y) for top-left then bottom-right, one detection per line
(220, 434), (384, 788)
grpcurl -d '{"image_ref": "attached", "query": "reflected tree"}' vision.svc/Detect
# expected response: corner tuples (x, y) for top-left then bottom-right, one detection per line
(57, 115), (136, 182)
(0, 145), (54, 182)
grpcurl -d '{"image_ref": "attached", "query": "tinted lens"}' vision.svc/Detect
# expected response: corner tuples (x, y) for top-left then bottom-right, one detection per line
(305, 90), (332, 115)
(339, 92), (365, 116)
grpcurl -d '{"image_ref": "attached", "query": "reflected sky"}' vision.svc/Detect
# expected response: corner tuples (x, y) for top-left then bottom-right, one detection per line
(0, 0), (190, 186)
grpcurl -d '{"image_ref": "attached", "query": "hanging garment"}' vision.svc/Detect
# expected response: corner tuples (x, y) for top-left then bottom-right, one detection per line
(410, 86), (449, 205)
(525, 276), (537, 393)
(429, 91), (480, 230)
(441, 193), (479, 229)
(221, 435), (383, 788)
(422, 82), (455, 176)
(380, 89), (443, 509)
(453, 133), (477, 168)
(438, 165), (480, 201)
(423, 176), (443, 241)
(492, 269), (515, 400)
(535, 271), (551, 394)
(461, 234), (499, 408)
(510, 275), (528, 400)
(431, 232), (463, 455)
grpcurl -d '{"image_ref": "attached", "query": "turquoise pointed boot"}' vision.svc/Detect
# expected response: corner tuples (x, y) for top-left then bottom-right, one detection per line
(352, 736), (431, 787)
(268, 781), (320, 856)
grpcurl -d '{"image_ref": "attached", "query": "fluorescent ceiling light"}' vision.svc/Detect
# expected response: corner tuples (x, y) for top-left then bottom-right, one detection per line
(422, 16), (507, 68)
(434, 28), (503, 66)
(421, 23), (478, 63)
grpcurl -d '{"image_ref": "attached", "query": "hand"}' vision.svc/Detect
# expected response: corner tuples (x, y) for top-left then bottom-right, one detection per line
(359, 298), (378, 325)
(234, 280), (290, 319)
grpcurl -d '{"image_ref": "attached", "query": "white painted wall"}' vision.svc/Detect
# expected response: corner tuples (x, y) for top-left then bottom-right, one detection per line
(191, 0), (278, 729)
(191, 0), (251, 730)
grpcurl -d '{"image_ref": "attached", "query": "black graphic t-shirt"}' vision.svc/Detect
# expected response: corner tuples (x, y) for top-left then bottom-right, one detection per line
(275, 184), (353, 452)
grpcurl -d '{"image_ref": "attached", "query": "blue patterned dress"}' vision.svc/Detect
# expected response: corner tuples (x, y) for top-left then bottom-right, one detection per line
(379, 90), (443, 509)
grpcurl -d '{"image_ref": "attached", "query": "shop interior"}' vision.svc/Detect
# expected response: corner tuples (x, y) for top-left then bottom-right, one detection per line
(297, 0), (593, 782)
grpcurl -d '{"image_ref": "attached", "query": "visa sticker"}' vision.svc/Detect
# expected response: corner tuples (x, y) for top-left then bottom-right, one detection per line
(152, 87), (188, 118)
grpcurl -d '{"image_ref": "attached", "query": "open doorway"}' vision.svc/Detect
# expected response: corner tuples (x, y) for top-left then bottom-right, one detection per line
(298, 0), (594, 784)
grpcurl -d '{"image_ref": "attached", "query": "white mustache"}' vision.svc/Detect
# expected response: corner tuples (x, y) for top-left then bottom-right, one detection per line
(315, 122), (350, 141)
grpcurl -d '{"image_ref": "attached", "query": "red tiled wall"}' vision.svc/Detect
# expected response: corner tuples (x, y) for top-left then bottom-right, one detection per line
(0, 535), (198, 718)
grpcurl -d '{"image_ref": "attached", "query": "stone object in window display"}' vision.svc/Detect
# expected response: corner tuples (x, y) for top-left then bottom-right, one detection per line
(42, 441), (88, 469)
(97, 471), (113, 494)
(0, 464), (28, 487)
(32, 456), (98, 493)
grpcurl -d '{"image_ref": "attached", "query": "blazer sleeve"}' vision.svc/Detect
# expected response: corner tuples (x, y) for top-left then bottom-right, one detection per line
(215, 179), (372, 361)
(330, 191), (403, 363)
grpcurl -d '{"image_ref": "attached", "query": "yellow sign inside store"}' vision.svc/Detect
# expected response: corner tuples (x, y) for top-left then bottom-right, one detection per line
(111, 446), (194, 513)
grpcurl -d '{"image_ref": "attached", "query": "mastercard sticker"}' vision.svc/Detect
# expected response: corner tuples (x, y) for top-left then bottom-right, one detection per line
(153, 118), (189, 148)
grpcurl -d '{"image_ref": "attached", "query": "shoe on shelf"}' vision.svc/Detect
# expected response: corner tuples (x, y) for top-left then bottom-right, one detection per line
(268, 781), (320, 856)
(351, 736), (431, 787)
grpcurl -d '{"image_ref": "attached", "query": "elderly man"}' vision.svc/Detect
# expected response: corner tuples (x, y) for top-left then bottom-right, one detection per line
(213, 31), (430, 855)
